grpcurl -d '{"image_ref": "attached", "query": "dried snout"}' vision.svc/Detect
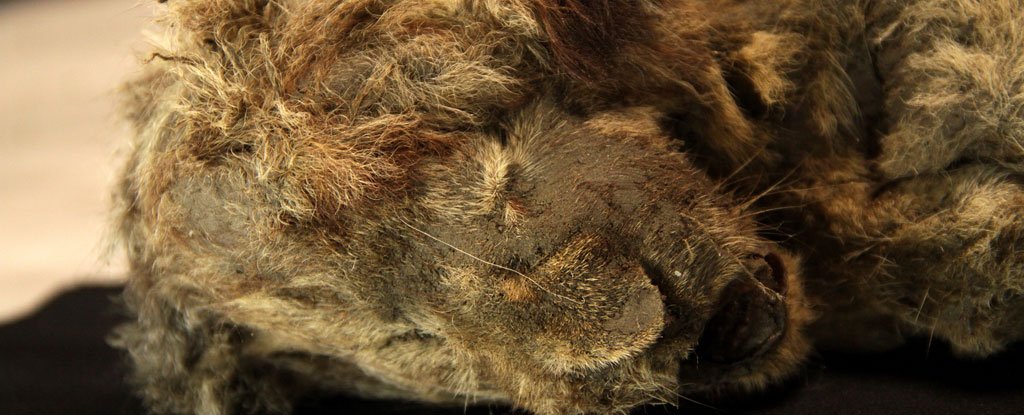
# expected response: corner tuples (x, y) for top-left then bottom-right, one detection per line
(653, 249), (790, 366)
(695, 253), (788, 364)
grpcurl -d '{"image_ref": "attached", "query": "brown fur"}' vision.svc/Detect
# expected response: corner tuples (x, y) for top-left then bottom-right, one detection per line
(111, 0), (1024, 414)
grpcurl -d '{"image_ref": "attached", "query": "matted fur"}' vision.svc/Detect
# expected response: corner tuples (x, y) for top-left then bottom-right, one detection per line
(111, 0), (1024, 414)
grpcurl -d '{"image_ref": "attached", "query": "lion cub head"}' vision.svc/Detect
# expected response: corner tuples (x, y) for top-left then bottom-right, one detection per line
(115, 1), (812, 413)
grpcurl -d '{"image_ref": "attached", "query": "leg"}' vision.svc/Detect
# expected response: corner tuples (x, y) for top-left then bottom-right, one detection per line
(110, 296), (299, 414)
(864, 166), (1024, 355)
(869, 0), (1024, 178)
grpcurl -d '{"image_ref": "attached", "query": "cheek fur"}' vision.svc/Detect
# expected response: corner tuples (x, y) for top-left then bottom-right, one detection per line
(429, 234), (668, 376)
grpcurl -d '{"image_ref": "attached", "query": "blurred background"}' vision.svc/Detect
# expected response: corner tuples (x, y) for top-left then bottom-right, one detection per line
(0, 0), (153, 322)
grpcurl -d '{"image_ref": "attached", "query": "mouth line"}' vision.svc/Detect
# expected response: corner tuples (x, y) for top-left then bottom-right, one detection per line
(676, 329), (787, 387)
(675, 297), (793, 393)
(689, 318), (786, 368)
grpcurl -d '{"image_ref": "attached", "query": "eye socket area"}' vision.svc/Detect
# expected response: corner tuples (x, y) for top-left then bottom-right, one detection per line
(496, 124), (511, 148)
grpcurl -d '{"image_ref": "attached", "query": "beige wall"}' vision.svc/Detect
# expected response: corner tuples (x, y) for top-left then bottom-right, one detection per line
(0, 0), (152, 321)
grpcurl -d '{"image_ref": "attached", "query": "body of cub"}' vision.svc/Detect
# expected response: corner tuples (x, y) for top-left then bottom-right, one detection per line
(112, 1), (1024, 414)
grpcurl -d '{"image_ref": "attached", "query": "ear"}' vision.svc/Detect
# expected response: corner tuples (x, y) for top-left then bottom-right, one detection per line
(723, 31), (803, 118)
(532, 0), (659, 82)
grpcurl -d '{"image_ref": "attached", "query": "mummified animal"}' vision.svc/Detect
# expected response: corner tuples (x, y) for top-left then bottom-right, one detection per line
(110, 0), (1024, 414)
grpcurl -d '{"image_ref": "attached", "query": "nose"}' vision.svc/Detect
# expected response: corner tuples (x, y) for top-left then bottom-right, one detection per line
(695, 254), (787, 364)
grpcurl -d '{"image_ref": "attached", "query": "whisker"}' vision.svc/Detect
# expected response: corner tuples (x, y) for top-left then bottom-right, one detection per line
(737, 166), (801, 211)
(737, 204), (807, 219)
(400, 218), (582, 305)
(666, 388), (723, 412)
(717, 145), (770, 189)
(914, 286), (931, 324)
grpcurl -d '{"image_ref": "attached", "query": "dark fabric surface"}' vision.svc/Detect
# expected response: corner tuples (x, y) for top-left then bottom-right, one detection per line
(1, 285), (1022, 414)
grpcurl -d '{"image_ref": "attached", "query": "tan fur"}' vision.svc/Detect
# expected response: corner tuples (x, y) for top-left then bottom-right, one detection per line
(111, 0), (1024, 414)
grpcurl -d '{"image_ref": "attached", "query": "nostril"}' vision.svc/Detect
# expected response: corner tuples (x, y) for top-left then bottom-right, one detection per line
(747, 252), (787, 294)
(695, 277), (787, 364)
(762, 252), (788, 294)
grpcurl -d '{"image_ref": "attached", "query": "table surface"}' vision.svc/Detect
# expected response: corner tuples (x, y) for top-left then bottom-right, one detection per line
(1, 285), (1022, 415)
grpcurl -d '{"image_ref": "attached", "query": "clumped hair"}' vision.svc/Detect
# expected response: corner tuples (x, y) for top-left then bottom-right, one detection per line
(112, 1), (1024, 414)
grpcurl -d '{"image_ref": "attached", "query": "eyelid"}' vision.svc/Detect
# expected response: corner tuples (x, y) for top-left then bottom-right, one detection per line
(497, 126), (511, 148)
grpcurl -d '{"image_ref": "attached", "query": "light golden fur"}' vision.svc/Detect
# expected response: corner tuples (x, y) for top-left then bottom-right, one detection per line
(111, 0), (1024, 414)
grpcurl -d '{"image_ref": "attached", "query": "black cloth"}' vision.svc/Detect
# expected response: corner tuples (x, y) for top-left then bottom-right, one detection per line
(1, 285), (1022, 414)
